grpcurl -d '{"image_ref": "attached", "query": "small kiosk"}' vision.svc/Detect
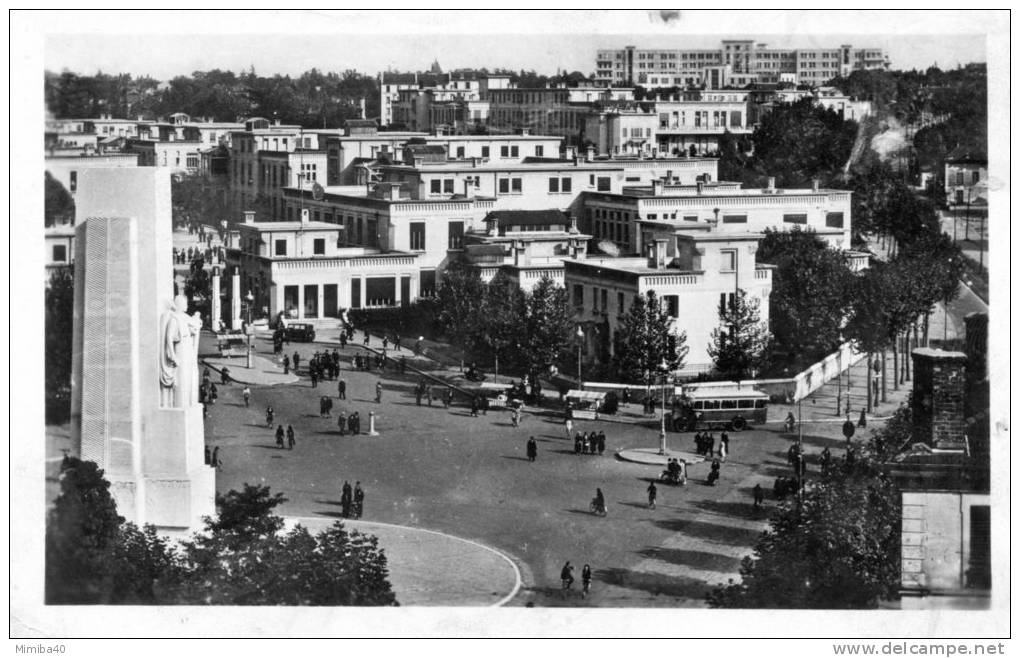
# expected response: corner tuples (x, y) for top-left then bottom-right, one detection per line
(475, 382), (521, 409)
(566, 390), (606, 420)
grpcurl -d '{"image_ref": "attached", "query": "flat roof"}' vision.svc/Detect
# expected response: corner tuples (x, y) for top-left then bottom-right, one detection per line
(565, 257), (698, 276)
(239, 220), (340, 232)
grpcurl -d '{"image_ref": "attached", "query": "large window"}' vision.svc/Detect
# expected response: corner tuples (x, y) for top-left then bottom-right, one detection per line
(313, 238), (325, 255)
(573, 284), (584, 309)
(52, 245), (67, 262)
(511, 145), (519, 157)
(409, 222), (426, 251)
(511, 178), (522, 193)
(498, 178), (510, 194)
(596, 177), (611, 191)
(443, 178), (455, 194)
(561, 177), (572, 193)
(722, 214), (748, 223)
(481, 146), (490, 158)
(825, 212), (845, 228)
(535, 145), (544, 157)
(783, 213), (808, 224)
(500, 145), (509, 157)
(274, 239), (287, 256)
(549, 177), (560, 193)
(430, 179), (442, 194)
(448, 221), (464, 250)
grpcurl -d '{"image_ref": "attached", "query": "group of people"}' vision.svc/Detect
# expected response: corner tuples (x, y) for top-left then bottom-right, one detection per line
(337, 411), (362, 435)
(660, 457), (687, 485)
(306, 349), (342, 384)
(204, 446), (222, 469)
(574, 431), (606, 456)
(560, 561), (593, 598)
(172, 245), (224, 266)
(339, 480), (365, 519)
(319, 396), (334, 417)
(352, 353), (383, 372)
(693, 431), (728, 459)
(275, 424), (296, 450)
(469, 395), (489, 417)
(199, 368), (218, 406)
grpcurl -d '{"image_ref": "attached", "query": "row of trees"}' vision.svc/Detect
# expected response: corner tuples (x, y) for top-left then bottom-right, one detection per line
(47, 457), (397, 605)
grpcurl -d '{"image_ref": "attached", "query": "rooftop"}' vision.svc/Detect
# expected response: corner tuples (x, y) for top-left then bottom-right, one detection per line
(239, 220), (340, 232)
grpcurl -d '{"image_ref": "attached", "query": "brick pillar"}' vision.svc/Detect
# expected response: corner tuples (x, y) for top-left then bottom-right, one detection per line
(911, 348), (968, 450)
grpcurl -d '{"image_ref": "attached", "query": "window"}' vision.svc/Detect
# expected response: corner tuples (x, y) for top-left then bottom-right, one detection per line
(448, 221), (464, 250)
(596, 177), (611, 192)
(511, 145), (519, 158)
(481, 146), (490, 158)
(549, 177), (560, 193)
(313, 238), (325, 255)
(443, 179), (455, 194)
(955, 171), (965, 186)
(431, 179), (441, 194)
(684, 215), (698, 222)
(409, 222), (426, 251)
(500, 145), (509, 157)
(535, 145), (544, 157)
(511, 178), (522, 193)
(618, 292), (625, 314)
(498, 178), (510, 194)
(825, 212), (845, 228)
(52, 244), (67, 262)
(573, 284), (584, 309)
(456, 146), (465, 158)
(69, 171), (77, 193)
(972, 171), (981, 184)
(722, 214), (748, 223)
(783, 213), (808, 224)
(593, 287), (599, 312)
(721, 250), (736, 271)
(274, 239), (287, 256)
(561, 177), (572, 192)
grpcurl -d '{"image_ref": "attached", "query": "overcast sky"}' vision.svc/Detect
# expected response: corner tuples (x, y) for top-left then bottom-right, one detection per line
(39, 10), (992, 80)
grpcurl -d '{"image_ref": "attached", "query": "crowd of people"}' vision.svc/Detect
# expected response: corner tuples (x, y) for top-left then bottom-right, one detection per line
(574, 431), (606, 456)
(338, 480), (365, 519)
(693, 431), (729, 460)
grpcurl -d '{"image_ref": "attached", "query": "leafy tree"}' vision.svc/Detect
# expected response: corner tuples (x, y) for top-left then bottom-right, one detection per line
(613, 291), (689, 386)
(436, 260), (487, 356)
(757, 228), (856, 369)
(45, 267), (76, 423)
(475, 271), (526, 374)
(172, 175), (232, 226)
(708, 289), (772, 380)
(522, 275), (575, 377)
(44, 172), (75, 227)
(183, 257), (212, 318)
(707, 457), (901, 608)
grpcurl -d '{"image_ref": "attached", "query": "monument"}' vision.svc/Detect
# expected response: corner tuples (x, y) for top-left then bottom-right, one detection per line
(69, 168), (216, 535)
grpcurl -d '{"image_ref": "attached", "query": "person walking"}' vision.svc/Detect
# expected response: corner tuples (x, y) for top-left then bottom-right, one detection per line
(338, 378), (346, 400)
(283, 354), (290, 375)
(470, 395), (480, 417)
(337, 412), (347, 436)
(647, 480), (657, 509)
(287, 425), (295, 450)
(597, 431), (606, 456)
(353, 481), (364, 518)
(275, 425), (285, 449)
(574, 433), (582, 455)
(375, 381), (383, 403)
(564, 416), (573, 438)
(266, 405), (274, 427)
(718, 435), (728, 462)
(753, 483), (765, 509)
(211, 446), (221, 469)
(581, 564), (592, 598)
(242, 386), (251, 407)
(220, 368), (230, 385)
(443, 387), (453, 409)
(526, 436), (537, 462)
(209, 383), (218, 404)
(560, 562), (575, 590)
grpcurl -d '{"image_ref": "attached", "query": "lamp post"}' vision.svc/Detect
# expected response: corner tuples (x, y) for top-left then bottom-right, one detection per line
(575, 325), (584, 385)
(658, 359), (669, 456)
(245, 290), (254, 369)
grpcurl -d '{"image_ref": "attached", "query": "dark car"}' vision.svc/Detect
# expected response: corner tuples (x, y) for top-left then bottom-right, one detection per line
(283, 323), (316, 342)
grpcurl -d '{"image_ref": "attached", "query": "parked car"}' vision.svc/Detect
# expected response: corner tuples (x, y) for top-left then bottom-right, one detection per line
(284, 323), (316, 342)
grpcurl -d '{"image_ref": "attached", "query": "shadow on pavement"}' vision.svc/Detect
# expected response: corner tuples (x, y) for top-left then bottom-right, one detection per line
(595, 566), (711, 600)
(636, 546), (745, 573)
(650, 518), (762, 546)
(689, 498), (761, 519)
(500, 455), (531, 462)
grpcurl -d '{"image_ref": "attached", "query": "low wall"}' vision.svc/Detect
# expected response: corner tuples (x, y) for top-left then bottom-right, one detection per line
(792, 342), (865, 401)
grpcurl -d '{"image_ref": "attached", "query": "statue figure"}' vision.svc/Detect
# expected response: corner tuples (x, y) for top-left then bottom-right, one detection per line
(159, 294), (203, 408)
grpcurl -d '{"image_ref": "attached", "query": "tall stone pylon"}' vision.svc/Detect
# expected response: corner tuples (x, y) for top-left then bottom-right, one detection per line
(69, 168), (216, 535)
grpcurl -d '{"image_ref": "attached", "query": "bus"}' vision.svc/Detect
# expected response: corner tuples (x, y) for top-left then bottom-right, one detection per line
(667, 386), (769, 432)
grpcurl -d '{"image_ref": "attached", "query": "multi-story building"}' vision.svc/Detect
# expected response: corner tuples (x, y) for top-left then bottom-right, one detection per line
(595, 41), (889, 88)
(564, 228), (773, 375)
(379, 71), (483, 127)
(232, 209), (422, 321)
(485, 85), (635, 144)
(944, 147), (988, 207)
(581, 175), (853, 253)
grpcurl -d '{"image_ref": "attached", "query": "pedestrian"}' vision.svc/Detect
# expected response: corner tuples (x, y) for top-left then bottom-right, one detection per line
(426, 386), (433, 406)
(220, 367), (230, 385)
(565, 417), (573, 437)
(443, 387), (453, 409)
(858, 407), (867, 428)
(470, 396), (479, 417)
(597, 431), (606, 456)
(341, 481), (352, 517)
(212, 446), (221, 469)
(292, 351), (301, 374)
(283, 354), (290, 375)
(511, 406), (520, 427)
(647, 480), (657, 509)
(415, 384), (422, 407)
(375, 381), (383, 403)
(526, 436), (537, 462)
(581, 564), (592, 598)
(338, 378), (346, 400)
(622, 387), (631, 405)
(753, 483), (765, 509)
(339, 332), (347, 348)
(353, 481), (364, 518)
(204, 446), (211, 465)
(720, 432), (730, 461)
(287, 425), (295, 450)
(338, 412), (347, 435)
(266, 405), (274, 427)
(574, 433), (582, 455)
(275, 425), (285, 449)
(243, 386), (251, 407)
(382, 336), (388, 351)
(311, 369), (318, 388)
(363, 330), (371, 346)
(582, 432), (591, 455)
(209, 383), (218, 404)
(349, 412), (358, 435)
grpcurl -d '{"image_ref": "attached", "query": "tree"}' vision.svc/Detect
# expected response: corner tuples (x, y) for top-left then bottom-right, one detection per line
(613, 291), (689, 386)
(183, 257), (212, 318)
(522, 275), (575, 377)
(757, 228), (856, 369)
(44, 172), (75, 227)
(707, 458), (901, 608)
(708, 289), (772, 381)
(475, 272), (526, 375)
(45, 267), (76, 423)
(435, 260), (487, 357)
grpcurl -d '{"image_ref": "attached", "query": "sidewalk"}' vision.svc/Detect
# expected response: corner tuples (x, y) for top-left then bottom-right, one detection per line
(199, 331), (298, 386)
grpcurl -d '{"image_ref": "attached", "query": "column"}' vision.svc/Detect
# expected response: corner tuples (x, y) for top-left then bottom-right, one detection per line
(297, 284), (305, 319)
(230, 270), (242, 331)
(210, 267), (221, 331)
(393, 275), (402, 306)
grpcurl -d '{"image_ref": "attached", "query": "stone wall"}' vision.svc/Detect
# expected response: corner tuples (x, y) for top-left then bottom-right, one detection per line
(911, 348), (968, 450)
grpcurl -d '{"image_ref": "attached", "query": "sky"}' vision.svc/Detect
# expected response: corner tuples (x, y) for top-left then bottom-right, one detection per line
(38, 9), (994, 80)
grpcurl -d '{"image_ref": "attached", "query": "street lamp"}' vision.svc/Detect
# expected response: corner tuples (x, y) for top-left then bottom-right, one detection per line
(658, 359), (669, 456)
(245, 290), (254, 369)
(575, 325), (584, 384)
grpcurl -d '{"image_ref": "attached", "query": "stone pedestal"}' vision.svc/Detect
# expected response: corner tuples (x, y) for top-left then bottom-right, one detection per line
(230, 272), (242, 331)
(70, 168), (216, 535)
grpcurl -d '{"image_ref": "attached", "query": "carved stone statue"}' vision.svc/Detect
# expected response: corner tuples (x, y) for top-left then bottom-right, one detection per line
(159, 294), (203, 408)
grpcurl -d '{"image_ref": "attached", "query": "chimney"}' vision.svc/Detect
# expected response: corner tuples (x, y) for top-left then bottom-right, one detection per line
(300, 208), (310, 225)
(565, 145), (577, 160)
(911, 348), (969, 451)
(767, 176), (776, 191)
(243, 210), (256, 224)
(463, 179), (475, 199)
(812, 178), (820, 192)
(648, 238), (669, 269)
(651, 179), (664, 196)
(569, 214), (579, 234)
(390, 183), (402, 201)
(486, 216), (499, 237)
(696, 181), (705, 195)
(665, 169), (673, 183)
(586, 146), (595, 162)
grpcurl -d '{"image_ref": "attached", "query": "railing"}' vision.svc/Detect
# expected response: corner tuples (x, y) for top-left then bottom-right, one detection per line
(642, 273), (702, 286)
(754, 268), (771, 280)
